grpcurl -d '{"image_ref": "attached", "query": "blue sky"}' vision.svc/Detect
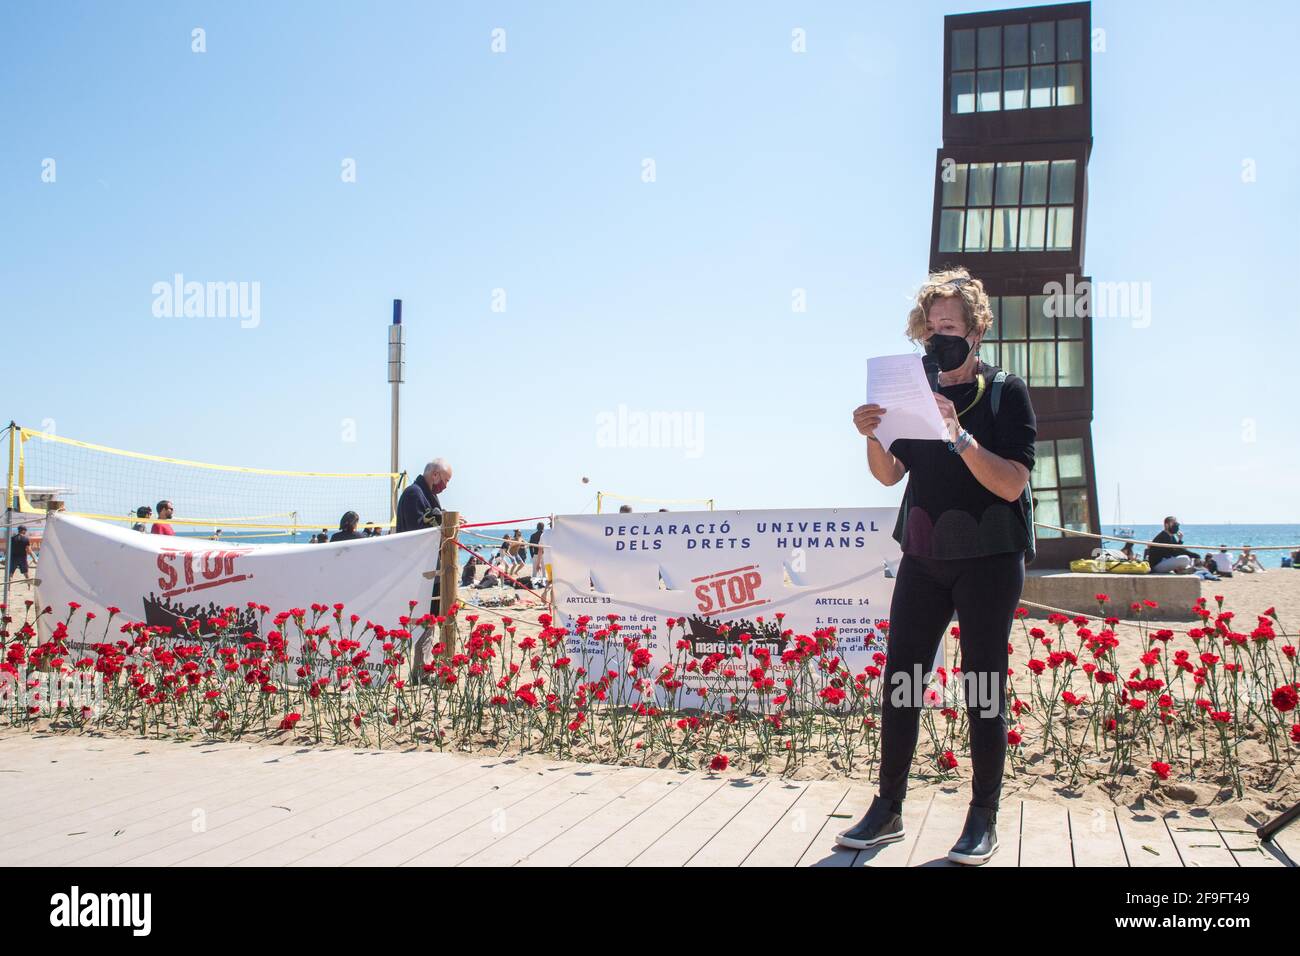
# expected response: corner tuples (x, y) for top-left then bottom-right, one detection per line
(2, 0), (1297, 527)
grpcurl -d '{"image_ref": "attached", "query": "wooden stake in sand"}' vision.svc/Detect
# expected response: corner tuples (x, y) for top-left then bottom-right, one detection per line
(438, 512), (460, 658)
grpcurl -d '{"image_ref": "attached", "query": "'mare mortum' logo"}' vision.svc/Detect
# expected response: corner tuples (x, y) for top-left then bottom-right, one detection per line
(692, 564), (768, 616)
(156, 548), (254, 598)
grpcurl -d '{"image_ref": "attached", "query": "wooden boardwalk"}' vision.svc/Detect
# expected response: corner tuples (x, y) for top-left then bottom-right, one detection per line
(1, 735), (1294, 867)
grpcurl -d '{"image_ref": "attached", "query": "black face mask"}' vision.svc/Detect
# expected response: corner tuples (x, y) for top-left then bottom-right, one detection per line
(924, 333), (973, 372)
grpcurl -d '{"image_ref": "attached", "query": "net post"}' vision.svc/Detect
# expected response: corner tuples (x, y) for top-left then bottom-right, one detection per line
(438, 511), (460, 657)
(596, 492), (602, 514)
(3, 422), (14, 613)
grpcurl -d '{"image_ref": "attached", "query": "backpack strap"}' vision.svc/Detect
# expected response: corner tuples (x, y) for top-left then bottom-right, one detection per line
(990, 369), (1009, 418)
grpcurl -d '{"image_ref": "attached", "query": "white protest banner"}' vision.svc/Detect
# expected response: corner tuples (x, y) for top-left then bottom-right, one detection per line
(34, 514), (439, 667)
(549, 508), (916, 708)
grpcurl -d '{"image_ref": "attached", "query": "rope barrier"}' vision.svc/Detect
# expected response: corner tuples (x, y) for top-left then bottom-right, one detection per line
(1033, 521), (1299, 553)
(459, 528), (552, 550)
(459, 515), (550, 529)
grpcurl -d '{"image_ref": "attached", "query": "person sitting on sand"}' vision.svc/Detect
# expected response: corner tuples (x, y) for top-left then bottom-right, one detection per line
(1234, 546), (1266, 573)
(1146, 516), (1199, 573)
(1207, 545), (1235, 578)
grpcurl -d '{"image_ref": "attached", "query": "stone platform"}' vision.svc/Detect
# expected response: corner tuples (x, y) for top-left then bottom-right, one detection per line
(1020, 570), (1201, 621)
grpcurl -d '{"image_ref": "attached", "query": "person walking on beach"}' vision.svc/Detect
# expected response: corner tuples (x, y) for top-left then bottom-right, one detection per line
(7, 525), (34, 583)
(529, 521), (545, 577)
(843, 268), (1037, 865)
(1147, 517), (1198, 573)
(151, 500), (176, 535)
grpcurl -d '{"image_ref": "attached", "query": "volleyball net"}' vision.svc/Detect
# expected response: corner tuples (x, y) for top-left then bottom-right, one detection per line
(5, 424), (405, 538)
(595, 490), (714, 514)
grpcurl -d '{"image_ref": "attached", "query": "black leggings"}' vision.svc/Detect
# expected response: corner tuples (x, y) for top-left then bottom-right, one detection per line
(877, 551), (1024, 811)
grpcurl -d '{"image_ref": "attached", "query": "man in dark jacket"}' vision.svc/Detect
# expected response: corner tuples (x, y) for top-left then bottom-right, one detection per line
(397, 459), (453, 682)
(396, 459), (452, 533)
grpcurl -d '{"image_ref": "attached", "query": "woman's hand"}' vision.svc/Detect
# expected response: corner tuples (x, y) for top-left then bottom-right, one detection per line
(852, 404), (886, 439)
(933, 393), (961, 442)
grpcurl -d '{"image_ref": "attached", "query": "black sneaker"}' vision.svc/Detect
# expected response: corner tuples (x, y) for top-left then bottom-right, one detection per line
(835, 796), (905, 850)
(947, 805), (998, 865)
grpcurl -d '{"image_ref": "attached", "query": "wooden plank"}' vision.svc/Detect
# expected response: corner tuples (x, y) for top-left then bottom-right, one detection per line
(1212, 818), (1283, 868)
(250, 758), (515, 866)
(903, 790), (969, 867)
(1068, 806), (1128, 867)
(515, 771), (693, 868)
(742, 782), (850, 868)
(574, 775), (725, 867)
(460, 766), (660, 867)
(1115, 808), (1182, 867)
(4, 757), (348, 865)
(631, 779), (768, 867)
(796, 786), (872, 867)
(686, 781), (808, 868)
(297, 761), (532, 866)
(345, 764), (578, 866)
(52, 761), (371, 866)
(851, 792), (933, 867)
(1163, 811), (1237, 868)
(1018, 799), (1073, 866)
(404, 767), (608, 866)
(138, 758), (456, 866)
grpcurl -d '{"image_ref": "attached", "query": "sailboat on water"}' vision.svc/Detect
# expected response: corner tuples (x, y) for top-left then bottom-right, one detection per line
(1112, 484), (1134, 539)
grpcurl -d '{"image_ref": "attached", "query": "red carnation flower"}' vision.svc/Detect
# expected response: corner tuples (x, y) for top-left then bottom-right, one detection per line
(709, 753), (729, 772)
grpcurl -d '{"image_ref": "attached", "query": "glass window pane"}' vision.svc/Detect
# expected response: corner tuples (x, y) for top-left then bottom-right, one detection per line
(1021, 161), (1049, 204)
(1000, 296), (1026, 338)
(1004, 24), (1028, 66)
(1058, 18), (1083, 61)
(1049, 159), (1077, 204)
(939, 210), (964, 252)
(1048, 206), (1074, 250)
(977, 71), (1001, 111)
(1031, 21), (1055, 63)
(952, 29), (976, 71)
(1058, 309), (1082, 339)
(986, 297), (999, 340)
(952, 72), (975, 114)
(1001, 341), (1026, 378)
(994, 162), (1021, 204)
(1061, 487), (1089, 532)
(967, 163), (995, 205)
(1031, 441), (1057, 488)
(978, 26), (1001, 68)
(1002, 68), (1027, 109)
(1035, 490), (1062, 539)
(991, 207), (1019, 251)
(964, 207), (991, 252)
(1058, 437), (1086, 486)
(1057, 62), (1082, 106)
(1029, 295), (1053, 338)
(1058, 340), (1084, 386)
(941, 162), (968, 206)
(984, 343), (1000, 367)
(1029, 342), (1055, 386)
(1019, 206), (1046, 250)
(1030, 65), (1054, 107)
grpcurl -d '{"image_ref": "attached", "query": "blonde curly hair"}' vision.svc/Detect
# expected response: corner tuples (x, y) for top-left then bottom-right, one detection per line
(905, 267), (994, 344)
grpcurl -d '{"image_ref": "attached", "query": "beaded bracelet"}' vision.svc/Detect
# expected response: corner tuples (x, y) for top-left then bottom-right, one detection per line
(948, 428), (973, 454)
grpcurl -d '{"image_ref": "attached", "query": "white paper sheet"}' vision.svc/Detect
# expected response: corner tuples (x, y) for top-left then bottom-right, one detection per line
(866, 353), (950, 451)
